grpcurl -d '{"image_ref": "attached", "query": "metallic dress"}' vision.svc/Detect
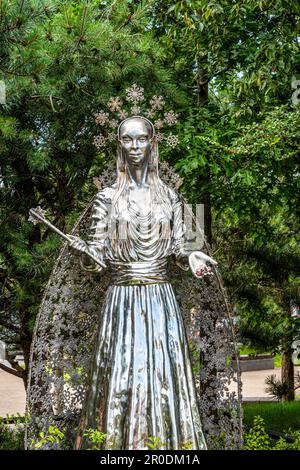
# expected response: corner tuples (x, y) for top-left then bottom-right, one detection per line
(75, 185), (207, 450)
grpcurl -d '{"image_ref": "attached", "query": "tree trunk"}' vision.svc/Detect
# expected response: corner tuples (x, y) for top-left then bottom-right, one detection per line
(281, 340), (295, 401)
(197, 66), (209, 107)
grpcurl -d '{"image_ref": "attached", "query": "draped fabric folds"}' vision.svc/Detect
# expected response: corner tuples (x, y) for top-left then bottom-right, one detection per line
(76, 284), (206, 450)
(75, 184), (206, 449)
(25, 162), (243, 451)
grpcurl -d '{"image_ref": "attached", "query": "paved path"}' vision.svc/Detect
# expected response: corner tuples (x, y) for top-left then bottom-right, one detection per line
(1, 366), (300, 416)
(0, 369), (26, 417)
(229, 366), (300, 400)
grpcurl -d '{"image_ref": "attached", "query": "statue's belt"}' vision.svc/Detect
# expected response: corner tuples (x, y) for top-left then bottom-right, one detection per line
(109, 259), (169, 285)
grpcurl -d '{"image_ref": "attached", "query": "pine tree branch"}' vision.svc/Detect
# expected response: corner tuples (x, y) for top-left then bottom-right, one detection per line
(76, 4), (88, 47)
(19, 0), (25, 15)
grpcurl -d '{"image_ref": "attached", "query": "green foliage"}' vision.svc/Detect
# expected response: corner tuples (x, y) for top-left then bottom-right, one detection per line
(26, 426), (194, 450)
(265, 372), (300, 401)
(83, 428), (107, 450)
(244, 415), (300, 450)
(243, 401), (300, 433)
(146, 435), (165, 450)
(31, 425), (64, 449)
(211, 107), (300, 376)
(244, 416), (271, 450)
(0, 412), (27, 425)
(0, 414), (25, 450)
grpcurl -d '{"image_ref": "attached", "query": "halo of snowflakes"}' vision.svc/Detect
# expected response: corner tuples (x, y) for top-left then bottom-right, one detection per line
(93, 84), (179, 150)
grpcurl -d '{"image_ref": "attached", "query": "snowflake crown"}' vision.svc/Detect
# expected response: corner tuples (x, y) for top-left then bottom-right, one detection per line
(93, 84), (179, 150)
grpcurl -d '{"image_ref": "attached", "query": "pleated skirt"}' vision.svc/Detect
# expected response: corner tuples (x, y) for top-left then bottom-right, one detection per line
(77, 283), (207, 450)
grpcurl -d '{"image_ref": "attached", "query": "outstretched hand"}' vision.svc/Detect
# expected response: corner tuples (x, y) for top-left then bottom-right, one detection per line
(188, 251), (218, 279)
(68, 235), (89, 255)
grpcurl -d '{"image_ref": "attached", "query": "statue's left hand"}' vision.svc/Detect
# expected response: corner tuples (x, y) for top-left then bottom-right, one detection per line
(188, 251), (218, 278)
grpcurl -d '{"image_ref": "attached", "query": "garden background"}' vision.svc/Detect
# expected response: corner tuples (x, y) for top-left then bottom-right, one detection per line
(0, 0), (299, 450)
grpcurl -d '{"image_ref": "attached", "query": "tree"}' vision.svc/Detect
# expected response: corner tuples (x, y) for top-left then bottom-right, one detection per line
(213, 107), (300, 400)
(0, 0), (177, 386)
(151, 0), (300, 400)
(151, 0), (299, 241)
(1, 0), (299, 403)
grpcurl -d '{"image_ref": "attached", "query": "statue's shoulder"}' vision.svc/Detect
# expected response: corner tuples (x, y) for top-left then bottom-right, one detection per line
(94, 185), (116, 204)
(165, 184), (182, 205)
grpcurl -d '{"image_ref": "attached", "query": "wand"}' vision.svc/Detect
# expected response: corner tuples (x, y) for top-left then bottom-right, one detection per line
(28, 206), (106, 268)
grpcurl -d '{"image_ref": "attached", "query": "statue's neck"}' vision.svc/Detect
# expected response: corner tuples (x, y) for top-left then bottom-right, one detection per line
(126, 163), (149, 189)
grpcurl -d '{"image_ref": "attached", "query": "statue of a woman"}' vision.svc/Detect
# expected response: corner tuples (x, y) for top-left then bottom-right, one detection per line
(67, 116), (216, 450)
(25, 112), (242, 451)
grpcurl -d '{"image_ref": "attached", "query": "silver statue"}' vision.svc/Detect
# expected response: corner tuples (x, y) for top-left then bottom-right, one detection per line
(28, 116), (217, 450)
(71, 117), (216, 450)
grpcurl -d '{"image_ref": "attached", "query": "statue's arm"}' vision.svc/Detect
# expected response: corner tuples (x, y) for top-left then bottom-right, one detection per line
(69, 192), (109, 273)
(171, 191), (191, 271)
(82, 192), (109, 272)
(171, 190), (217, 278)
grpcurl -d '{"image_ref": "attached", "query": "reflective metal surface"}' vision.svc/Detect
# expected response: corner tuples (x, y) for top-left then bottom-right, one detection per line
(77, 283), (206, 449)
(26, 157), (243, 451)
(74, 117), (208, 449)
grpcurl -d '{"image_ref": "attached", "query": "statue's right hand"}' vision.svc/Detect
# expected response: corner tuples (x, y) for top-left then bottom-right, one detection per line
(67, 235), (88, 255)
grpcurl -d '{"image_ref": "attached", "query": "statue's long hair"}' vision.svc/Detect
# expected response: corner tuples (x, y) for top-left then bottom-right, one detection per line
(112, 116), (172, 220)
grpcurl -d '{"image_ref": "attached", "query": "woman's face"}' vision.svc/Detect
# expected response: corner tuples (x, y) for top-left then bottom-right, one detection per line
(119, 118), (152, 168)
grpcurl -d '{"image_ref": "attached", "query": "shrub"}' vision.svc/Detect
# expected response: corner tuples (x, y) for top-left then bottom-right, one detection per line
(244, 416), (271, 450)
(0, 416), (25, 450)
(244, 415), (300, 450)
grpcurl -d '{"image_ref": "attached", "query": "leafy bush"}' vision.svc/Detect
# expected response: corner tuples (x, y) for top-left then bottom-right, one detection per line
(244, 416), (272, 450)
(244, 415), (300, 450)
(83, 428), (107, 450)
(0, 415), (25, 450)
(32, 426), (65, 450)
(265, 375), (293, 401)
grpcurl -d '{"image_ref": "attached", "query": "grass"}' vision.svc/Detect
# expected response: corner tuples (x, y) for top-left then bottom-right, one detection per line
(243, 401), (300, 433)
(239, 345), (282, 367)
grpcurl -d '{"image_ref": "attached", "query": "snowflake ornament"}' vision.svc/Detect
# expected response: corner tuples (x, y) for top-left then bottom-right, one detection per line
(95, 111), (109, 125)
(118, 110), (128, 120)
(125, 84), (144, 104)
(150, 95), (165, 110)
(107, 96), (122, 112)
(164, 110), (178, 126)
(156, 132), (165, 142)
(166, 134), (179, 148)
(131, 105), (140, 115)
(154, 119), (164, 129)
(93, 134), (106, 149)
(107, 132), (116, 142)
(145, 109), (155, 119)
